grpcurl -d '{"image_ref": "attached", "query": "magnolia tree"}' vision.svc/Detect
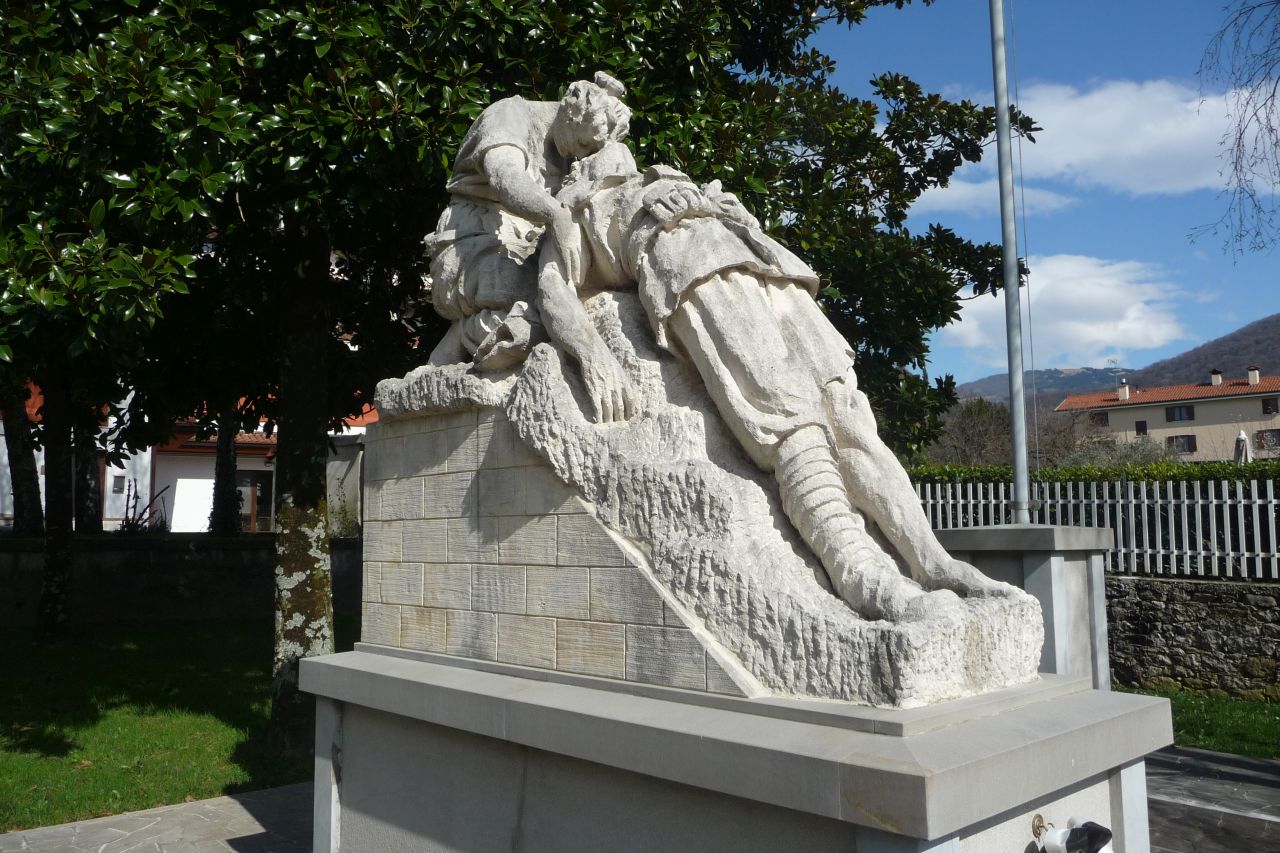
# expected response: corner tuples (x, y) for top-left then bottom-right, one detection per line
(0, 0), (1024, 743)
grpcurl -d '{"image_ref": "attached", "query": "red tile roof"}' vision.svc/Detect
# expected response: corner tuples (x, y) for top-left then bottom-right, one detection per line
(1056, 374), (1280, 412)
(344, 405), (379, 427)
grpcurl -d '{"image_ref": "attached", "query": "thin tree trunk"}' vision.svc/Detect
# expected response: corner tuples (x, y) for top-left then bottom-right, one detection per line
(209, 409), (241, 536)
(73, 421), (102, 533)
(270, 217), (335, 754)
(1, 385), (43, 536)
(36, 380), (74, 644)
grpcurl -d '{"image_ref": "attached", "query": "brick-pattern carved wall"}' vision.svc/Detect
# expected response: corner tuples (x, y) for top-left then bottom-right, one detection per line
(360, 409), (744, 695)
(1107, 576), (1280, 701)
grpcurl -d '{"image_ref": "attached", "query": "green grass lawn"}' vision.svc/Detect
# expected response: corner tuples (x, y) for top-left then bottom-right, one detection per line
(1121, 686), (1280, 760)
(0, 616), (355, 833)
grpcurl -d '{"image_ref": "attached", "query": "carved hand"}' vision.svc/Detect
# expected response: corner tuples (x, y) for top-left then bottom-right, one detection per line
(580, 344), (636, 424)
(644, 184), (710, 228)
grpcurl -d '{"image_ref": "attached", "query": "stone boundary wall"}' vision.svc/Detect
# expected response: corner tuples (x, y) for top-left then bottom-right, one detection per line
(1106, 575), (1280, 701)
(0, 534), (361, 626)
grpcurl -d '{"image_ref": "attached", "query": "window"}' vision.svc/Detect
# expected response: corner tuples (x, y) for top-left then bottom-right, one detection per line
(1135, 420), (1148, 436)
(1165, 405), (1195, 422)
(236, 471), (274, 532)
(1256, 429), (1280, 451)
(1165, 434), (1197, 454)
(1089, 411), (1109, 427)
(111, 475), (126, 494)
(1264, 397), (1279, 415)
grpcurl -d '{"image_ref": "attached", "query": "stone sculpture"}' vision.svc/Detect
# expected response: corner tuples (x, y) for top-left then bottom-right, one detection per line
(375, 74), (1043, 705)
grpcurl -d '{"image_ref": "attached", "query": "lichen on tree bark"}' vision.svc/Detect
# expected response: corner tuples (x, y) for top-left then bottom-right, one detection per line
(270, 496), (334, 748)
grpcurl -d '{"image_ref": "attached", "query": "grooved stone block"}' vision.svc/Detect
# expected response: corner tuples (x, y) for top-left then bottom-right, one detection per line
(479, 466), (577, 517)
(422, 563), (471, 609)
(557, 515), (626, 566)
(378, 477), (424, 521)
(362, 561), (382, 603)
(591, 568), (666, 625)
(364, 521), (403, 562)
(380, 562), (424, 606)
(626, 625), (706, 690)
(422, 472), (477, 518)
(556, 620), (625, 679)
(400, 606), (446, 652)
(477, 419), (542, 469)
(497, 615), (556, 668)
(446, 610), (496, 660)
(363, 436), (404, 481)
(707, 658), (747, 696)
(362, 603), (401, 646)
(472, 564), (525, 613)
(496, 516), (557, 565)
(365, 480), (383, 522)
(401, 429), (447, 477)
(526, 566), (590, 619)
(663, 602), (685, 627)
(402, 520), (447, 563)
(444, 425), (480, 472)
(433, 411), (479, 432)
(447, 518), (499, 563)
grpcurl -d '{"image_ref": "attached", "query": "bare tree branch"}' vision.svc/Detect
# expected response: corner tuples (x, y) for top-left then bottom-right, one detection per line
(1199, 1), (1280, 252)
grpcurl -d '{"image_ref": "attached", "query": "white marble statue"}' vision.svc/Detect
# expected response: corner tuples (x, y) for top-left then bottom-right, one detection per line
(425, 77), (1017, 624)
(395, 76), (1042, 703)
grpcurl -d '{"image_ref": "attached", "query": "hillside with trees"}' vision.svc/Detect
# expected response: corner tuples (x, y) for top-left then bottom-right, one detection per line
(956, 312), (1280, 404)
(1127, 313), (1280, 387)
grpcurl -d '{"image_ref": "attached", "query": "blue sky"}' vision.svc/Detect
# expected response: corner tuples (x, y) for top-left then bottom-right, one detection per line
(813, 1), (1279, 384)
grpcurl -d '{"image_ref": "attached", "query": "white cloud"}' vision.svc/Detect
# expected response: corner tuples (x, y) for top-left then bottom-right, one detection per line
(912, 178), (1075, 217)
(911, 79), (1234, 218)
(939, 254), (1193, 368)
(1015, 80), (1230, 195)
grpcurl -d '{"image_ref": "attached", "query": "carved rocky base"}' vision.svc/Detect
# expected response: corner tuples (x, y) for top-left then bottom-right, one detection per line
(369, 293), (1041, 707)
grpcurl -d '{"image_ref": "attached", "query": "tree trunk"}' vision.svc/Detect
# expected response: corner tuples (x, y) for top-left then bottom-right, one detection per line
(36, 380), (74, 644)
(269, 217), (335, 754)
(73, 421), (102, 533)
(1, 385), (43, 536)
(209, 409), (241, 536)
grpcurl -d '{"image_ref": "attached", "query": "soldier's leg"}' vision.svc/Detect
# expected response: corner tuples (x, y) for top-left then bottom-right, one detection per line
(824, 380), (1010, 597)
(669, 273), (960, 620)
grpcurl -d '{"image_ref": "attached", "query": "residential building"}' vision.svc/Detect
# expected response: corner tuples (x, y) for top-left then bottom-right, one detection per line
(1055, 367), (1280, 462)
(0, 404), (376, 532)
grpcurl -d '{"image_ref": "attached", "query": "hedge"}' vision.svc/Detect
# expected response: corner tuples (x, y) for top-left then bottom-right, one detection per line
(906, 460), (1280, 484)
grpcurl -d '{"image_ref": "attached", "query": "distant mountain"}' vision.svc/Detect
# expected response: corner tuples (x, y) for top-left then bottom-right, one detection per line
(957, 367), (1130, 405)
(1126, 313), (1280, 389)
(955, 312), (1280, 406)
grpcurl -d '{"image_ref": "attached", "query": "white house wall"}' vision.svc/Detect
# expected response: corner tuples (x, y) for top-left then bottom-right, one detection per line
(103, 448), (152, 529)
(1085, 394), (1280, 461)
(152, 453), (274, 533)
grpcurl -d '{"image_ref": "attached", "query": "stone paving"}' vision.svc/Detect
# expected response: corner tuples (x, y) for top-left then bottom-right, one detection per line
(1146, 746), (1280, 853)
(0, 785), (309, 853)
(2, 747), (1276, 852)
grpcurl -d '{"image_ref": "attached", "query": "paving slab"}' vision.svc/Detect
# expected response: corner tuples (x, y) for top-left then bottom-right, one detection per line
(1147, 746), (1280, 853)
(0, 784), (310, 853)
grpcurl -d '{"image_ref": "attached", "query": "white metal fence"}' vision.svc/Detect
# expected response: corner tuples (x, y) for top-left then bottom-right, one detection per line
(916, 479), (1280, 580)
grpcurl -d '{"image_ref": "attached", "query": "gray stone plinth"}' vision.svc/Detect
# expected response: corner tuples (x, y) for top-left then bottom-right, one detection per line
(937, 524), (1112, 689)
(301, 649), (1170, 851)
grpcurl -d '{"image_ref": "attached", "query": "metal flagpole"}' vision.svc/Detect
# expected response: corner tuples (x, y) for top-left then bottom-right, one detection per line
(988, 0), (1031, 524)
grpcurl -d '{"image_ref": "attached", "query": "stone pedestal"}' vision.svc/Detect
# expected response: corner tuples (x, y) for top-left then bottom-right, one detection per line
(302, 649), (1169, 852)
(936, 525), (1113, 689)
